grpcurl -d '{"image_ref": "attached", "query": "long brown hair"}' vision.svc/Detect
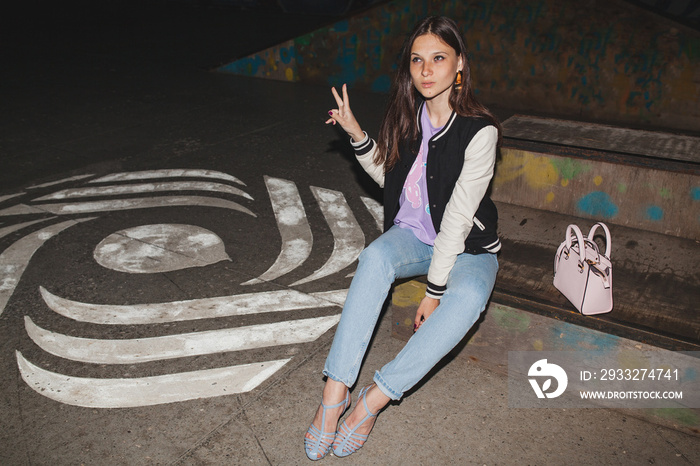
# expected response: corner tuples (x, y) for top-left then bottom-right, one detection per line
(376, 16), (501, 171)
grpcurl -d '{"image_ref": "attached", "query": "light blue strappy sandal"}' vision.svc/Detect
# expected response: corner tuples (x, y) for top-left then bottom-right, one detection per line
(332, 385), (378, 458)
(304, 390), (350, 461)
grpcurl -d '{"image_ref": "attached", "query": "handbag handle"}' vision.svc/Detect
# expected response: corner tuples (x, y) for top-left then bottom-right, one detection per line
(587, 222), (612, 259)
(565, 224), (585, 253)
(559, 224), (586, 272)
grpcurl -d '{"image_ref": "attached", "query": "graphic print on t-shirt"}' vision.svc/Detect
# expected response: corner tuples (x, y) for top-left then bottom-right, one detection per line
(403, 143), (425, 209)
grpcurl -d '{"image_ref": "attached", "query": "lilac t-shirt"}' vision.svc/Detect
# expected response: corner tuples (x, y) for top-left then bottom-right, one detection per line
(394, 107), (444, 245)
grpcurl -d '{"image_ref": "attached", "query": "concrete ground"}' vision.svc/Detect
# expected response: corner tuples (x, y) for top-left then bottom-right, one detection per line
(1, 2), (698, 465)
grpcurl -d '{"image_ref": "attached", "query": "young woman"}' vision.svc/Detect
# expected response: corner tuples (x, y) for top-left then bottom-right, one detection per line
(304, 16), (502, 460)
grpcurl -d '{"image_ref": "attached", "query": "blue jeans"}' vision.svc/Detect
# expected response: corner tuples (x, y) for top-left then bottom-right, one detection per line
(323, 225), (498, 400)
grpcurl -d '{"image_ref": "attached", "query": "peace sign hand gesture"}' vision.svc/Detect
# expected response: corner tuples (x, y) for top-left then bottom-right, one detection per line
(326, 84), (365, 142)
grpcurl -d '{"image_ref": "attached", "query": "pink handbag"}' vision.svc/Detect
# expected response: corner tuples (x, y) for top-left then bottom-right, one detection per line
(553, 223), (613, 315)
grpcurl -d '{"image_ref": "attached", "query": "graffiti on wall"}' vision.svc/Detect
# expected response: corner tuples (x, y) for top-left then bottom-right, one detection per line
(491, 146), (700, 240)
(219, 0), (700, 132)
(489, 115), (700, 240)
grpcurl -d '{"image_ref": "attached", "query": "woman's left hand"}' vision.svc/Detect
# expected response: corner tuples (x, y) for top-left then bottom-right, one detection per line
(414, 296), (439, 332)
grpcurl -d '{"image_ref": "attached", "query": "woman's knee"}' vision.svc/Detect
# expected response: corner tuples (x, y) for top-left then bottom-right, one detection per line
(358, 240), (395, 275)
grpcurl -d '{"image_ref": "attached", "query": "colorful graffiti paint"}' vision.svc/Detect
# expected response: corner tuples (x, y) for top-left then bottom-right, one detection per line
(493, 146), (700, 237)
(219, 0), (700, 132)
(492, 143), (700, 239)
(577, 191), (619, 219)
(489, 115), (700, 240)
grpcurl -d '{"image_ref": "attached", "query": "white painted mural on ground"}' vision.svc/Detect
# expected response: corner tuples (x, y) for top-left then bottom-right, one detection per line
(0, 169), (382, 408)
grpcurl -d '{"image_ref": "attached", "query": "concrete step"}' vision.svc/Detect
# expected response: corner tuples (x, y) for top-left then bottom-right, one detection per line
(493, 116), (700, 241)
(491, 202), (699, 350)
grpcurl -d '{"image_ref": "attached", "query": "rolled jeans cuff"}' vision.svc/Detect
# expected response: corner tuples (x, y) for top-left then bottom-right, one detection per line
(323, 369), (351, 388)
(373, 371), (402, 401)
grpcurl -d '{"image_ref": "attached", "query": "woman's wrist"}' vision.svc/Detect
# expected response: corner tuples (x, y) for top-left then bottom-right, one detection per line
(348, 128), (365, 143)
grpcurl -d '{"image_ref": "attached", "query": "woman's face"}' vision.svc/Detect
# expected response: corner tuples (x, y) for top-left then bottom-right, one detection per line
(409, 33), (462, 103)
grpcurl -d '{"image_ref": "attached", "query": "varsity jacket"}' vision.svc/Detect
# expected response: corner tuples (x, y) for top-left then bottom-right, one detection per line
(351, 102), (501, 300)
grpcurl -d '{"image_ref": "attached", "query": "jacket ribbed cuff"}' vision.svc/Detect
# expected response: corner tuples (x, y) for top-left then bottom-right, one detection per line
(425, 280), (446, 300)
(350, 132), (372, 155)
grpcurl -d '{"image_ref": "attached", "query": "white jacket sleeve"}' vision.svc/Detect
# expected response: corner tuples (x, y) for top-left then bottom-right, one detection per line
(351, 132), (385, 187)
(425, 125), (498, 299)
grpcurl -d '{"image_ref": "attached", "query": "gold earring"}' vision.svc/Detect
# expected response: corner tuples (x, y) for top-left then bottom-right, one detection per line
(454, 70), (463, 90)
